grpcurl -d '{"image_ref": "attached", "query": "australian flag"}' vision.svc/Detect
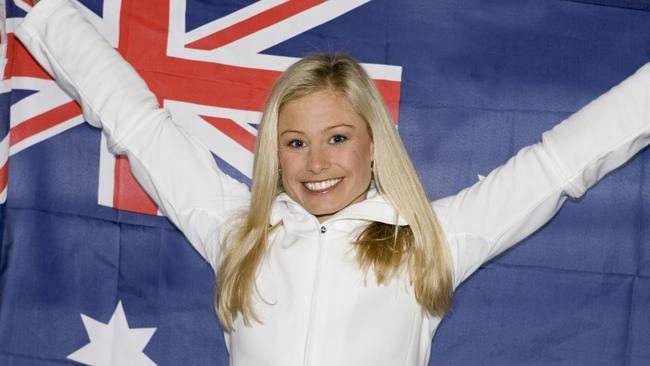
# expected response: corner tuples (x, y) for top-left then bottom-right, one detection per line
(1, 0), (649, 365)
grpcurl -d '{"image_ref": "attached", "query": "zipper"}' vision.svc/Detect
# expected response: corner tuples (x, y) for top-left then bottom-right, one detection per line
(303, 224), (327, 366)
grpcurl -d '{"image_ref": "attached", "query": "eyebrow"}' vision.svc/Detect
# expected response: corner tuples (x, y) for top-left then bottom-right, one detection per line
(279, 129), (303, 136)
(324, 123), (355, 132)
(279, 123), (356, 136)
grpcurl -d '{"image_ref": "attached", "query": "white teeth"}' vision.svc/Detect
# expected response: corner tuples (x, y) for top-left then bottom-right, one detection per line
(304, 178), (342, 191)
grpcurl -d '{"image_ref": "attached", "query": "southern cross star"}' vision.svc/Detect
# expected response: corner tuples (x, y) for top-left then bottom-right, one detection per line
(67, 301), (157, 366)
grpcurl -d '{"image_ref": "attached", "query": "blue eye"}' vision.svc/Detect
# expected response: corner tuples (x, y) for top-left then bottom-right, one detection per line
(330, 134), (347, 144)
(288, 139), (305, 148)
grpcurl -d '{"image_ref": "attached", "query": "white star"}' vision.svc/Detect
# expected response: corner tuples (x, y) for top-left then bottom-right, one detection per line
(67, 301), (157, 366)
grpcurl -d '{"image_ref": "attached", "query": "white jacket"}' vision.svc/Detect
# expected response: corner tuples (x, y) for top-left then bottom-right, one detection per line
(16, 0), (650, 365)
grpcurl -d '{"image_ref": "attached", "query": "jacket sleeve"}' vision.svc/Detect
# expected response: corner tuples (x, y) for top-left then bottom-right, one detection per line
(14, 0), (251, 269)
(432, 62), (650, 287)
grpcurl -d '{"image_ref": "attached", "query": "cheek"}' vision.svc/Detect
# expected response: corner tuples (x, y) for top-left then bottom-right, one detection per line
(345, 146), (373, 179)
(278, 151), (301, 186)
(278, 149), (294, 172)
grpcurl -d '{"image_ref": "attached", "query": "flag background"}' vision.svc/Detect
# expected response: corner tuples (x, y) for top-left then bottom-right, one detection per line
(1, 0), (650, 365)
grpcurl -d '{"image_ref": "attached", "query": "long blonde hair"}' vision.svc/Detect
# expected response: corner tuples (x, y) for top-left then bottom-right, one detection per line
(216, 54), (452, 331)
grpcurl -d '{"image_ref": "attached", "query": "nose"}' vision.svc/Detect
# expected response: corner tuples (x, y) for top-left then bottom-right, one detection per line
(306, 145), (330, 174)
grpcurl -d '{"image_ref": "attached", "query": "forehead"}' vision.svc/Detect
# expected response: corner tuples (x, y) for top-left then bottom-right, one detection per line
(278, 90), (366, 132)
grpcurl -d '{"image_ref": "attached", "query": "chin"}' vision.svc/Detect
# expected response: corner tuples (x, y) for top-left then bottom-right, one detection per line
(307, 206), (340, 217)
(304, 201), (345, 217)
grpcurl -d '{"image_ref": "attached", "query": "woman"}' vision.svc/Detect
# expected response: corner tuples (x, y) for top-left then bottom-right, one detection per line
(17, 0), (650, 365)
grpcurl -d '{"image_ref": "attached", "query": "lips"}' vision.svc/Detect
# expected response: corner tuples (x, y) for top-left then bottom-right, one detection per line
(303, 178), (342, 192)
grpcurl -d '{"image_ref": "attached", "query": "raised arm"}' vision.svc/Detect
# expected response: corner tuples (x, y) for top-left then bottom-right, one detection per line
(15, 0), (251, 269)
(433, 63), (650, 286)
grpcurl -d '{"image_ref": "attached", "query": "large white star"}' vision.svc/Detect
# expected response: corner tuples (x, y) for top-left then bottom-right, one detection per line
(67, 301), (157, 366)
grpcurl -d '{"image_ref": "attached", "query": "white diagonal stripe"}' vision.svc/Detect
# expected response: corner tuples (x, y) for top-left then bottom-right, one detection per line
(10, 77), (73, 128)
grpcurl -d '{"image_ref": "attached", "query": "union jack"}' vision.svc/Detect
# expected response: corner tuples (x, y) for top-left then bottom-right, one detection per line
(5, 0), (403, 215)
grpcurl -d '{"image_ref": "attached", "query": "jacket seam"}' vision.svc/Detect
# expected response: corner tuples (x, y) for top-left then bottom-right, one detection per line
(545, 123), (650, 198)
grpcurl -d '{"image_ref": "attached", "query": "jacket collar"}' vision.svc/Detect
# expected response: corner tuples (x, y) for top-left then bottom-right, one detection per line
(269, 186), (409, 229)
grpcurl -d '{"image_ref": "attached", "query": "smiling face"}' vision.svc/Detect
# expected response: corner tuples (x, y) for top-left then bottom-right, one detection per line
(277, 89), (374, 222)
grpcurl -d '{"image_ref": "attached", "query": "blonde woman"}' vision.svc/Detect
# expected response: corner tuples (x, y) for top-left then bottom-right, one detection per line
(17, 0), (650, 365)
